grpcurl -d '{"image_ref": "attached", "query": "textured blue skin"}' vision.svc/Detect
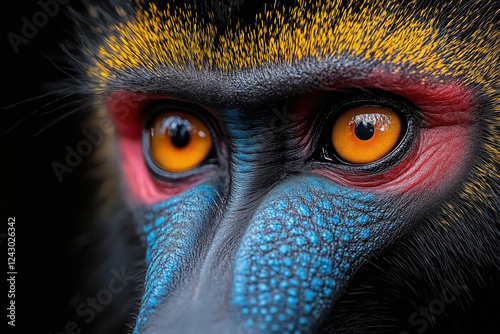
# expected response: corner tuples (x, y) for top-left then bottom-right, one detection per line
(232, 176), (392, 333)
(133, 185), (218, 333)
(134, 110), (396, 333)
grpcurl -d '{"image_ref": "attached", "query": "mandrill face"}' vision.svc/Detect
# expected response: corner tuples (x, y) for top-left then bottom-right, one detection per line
(45, 0), (500, 333)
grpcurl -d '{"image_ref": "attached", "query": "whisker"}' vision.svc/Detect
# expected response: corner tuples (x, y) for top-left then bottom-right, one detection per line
(2, 92), (77, 135)
(41, 48), (82, 83)
(28, 103), (89, 139)
(39, 93), (77, 115)
(2, 88), (73, 110)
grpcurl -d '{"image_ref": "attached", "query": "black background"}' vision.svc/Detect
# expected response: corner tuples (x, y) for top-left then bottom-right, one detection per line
(2, 1), (92, 333)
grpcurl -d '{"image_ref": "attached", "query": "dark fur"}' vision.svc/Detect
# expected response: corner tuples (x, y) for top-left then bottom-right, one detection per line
(9, 0), (499, 333)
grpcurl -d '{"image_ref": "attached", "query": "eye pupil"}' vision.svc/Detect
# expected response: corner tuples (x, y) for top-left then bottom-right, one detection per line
(169, 118), (191, 148)
(354, 122), (375, 141)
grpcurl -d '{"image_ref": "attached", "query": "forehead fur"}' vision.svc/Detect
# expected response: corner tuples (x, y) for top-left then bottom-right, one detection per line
(86, 0), (499, 85)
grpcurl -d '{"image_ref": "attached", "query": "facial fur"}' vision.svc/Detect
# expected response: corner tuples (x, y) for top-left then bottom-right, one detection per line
(58, 0), (500, 333)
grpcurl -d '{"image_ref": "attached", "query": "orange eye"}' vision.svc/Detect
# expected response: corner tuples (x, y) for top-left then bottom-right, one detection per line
(149, 112), (212, 172)
(331, 106), (402, 164)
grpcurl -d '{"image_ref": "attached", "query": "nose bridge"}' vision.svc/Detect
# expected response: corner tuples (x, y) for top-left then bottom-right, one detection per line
(232, 175), (389, 334)
(223, 109), (286, 208)
(136, 173), (393, 334)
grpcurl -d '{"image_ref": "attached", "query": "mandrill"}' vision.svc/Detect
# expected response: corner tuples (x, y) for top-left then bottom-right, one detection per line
(37, 0), (500, 333)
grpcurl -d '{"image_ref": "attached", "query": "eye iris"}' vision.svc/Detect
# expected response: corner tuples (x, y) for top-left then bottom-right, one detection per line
(149, 112), (212, 172)
(331, 106), (402, 164)
(354, 121), (374, 140)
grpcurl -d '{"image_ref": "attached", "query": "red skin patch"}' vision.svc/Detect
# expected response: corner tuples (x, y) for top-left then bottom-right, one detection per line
(306, 72), (474, 195)
(108, 71), (474, 204)
(107, 92), (198, 204)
